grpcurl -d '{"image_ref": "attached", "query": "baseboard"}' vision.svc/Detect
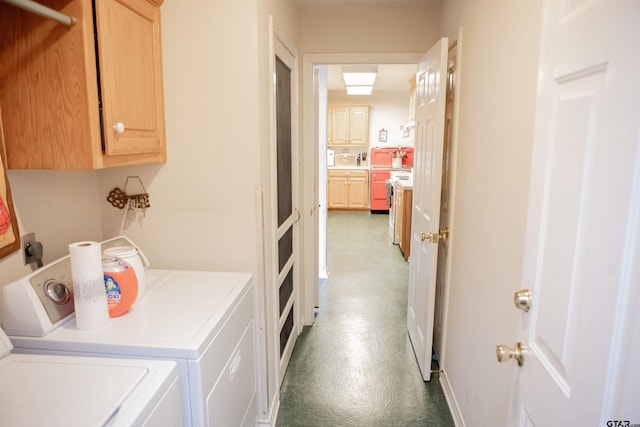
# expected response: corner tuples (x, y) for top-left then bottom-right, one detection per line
(439, 369), (466, 427)
(255, 394), (280, 426)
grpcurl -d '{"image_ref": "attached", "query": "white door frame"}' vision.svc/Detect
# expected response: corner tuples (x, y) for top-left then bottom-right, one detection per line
(301, 52), (425, 328)
(433, 29), (465, 424)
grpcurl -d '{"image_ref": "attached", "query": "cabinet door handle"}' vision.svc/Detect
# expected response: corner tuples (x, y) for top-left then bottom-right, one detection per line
(113, 122), (125, 134)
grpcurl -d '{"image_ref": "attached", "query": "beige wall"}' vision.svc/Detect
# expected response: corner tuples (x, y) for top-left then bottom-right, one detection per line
(298, 2), (441, 53)
(97, 0), (262, 274)
(0, 171), (103, 319)
(439, 0), (542, 425)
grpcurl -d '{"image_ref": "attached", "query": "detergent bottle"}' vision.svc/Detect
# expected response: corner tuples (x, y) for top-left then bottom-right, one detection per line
(103, 245), (146, 304)
(102, 257), (138, 318)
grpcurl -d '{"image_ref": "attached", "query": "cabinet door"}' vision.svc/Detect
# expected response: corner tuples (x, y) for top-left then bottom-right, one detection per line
(327, 176), (348, 208)
(0, 0), (100, 169)
(370, 170), (390, 210)
(97, 0), (166, 157)
(396, 188), (405, 246)
(347, 177), (368, 209)
(348, 107), (369, 145)
(400, 189), (412, 261)
(330, 108), (349, 145)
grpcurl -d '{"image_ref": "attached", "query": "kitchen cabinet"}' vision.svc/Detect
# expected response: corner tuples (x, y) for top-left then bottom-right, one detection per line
(327, 106), (369, 146)
(0, 0), (166, 169)
(327, 169), (368, 210)
(396, 185), (412, 261)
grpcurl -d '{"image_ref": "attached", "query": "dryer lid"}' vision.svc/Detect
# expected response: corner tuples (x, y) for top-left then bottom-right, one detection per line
(0, 355), (166, 427)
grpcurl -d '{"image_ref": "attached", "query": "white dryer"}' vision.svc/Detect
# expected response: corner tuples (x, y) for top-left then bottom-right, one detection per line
(2, 237), (257, 427)
(0, 326), (182, 426)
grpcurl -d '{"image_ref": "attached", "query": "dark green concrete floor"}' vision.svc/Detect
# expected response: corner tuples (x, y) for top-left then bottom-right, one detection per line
(276, 212), (454, 426)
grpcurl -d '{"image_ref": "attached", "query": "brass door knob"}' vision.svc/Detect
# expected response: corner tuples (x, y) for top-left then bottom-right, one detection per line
(438, 227), (450, 243)
(514, 289), (532, 312)
(420, 232), (434, 242)
(421, 229), (450, 244)
(496, 342), (526, 366)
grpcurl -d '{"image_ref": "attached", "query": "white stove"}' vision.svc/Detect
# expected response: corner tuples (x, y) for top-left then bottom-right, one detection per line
(2, 237), (257, 427)
(0, 326), (183, 426)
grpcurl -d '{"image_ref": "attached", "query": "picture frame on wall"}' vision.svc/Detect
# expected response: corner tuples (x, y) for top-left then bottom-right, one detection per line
(0, 106), (20, 260)
(379, 129), (388, 142)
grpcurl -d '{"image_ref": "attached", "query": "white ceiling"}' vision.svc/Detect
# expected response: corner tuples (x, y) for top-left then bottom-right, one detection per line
(326, 64), (417, 93)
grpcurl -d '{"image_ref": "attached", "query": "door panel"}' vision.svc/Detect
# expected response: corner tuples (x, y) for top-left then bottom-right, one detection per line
(348, 107), (368, 144)
(513, 0), (640, 424)
(407, 38), (448, 381)
(277, 57), (293, 227)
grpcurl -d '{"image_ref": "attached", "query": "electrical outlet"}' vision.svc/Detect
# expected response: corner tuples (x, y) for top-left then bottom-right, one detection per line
(22, 232), (37, 265)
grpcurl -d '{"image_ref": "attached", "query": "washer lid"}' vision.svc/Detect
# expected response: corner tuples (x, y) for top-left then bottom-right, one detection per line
(0, 355), (154, 426)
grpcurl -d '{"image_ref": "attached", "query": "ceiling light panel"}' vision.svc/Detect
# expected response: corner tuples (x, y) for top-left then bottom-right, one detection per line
(343, 72), (377, 86)
(346, 86), (373, 96)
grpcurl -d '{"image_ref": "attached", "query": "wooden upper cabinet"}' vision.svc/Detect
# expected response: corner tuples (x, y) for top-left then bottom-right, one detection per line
(97, 0), (164, 158)
(327, 106), (369, 146)
(0, 0), (166, 169)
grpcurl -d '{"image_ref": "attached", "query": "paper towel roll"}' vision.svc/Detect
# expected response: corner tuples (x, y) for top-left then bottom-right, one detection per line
(69, 241), (109, 330)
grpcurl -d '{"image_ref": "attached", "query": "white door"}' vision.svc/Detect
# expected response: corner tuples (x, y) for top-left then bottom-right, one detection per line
(508, 1), (640, 424)
(407, 37), (448, 381)
(273, 36), (300, 386)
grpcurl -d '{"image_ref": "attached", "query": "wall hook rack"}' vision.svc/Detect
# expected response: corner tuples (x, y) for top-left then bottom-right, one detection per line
(107, 176), (150, 210)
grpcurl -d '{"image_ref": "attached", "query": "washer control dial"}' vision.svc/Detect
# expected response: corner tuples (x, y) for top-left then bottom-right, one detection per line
(44, 280), (71, 305)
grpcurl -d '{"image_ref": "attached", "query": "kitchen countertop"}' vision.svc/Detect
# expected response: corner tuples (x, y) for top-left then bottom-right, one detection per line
(327, 165), (414, 171)
(371, 165), (413, 171)
(327, 165), (370, 170)
(398, 179), (413, 190)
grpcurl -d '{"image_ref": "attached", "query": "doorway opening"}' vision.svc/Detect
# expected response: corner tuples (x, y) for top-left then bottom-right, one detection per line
(301, 39), (461, 376)
(318, 62), (418, 281)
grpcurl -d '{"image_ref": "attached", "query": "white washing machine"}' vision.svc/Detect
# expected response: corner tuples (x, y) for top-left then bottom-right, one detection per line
(2, 237), (256, 427)
(0, 326), (183, 426)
